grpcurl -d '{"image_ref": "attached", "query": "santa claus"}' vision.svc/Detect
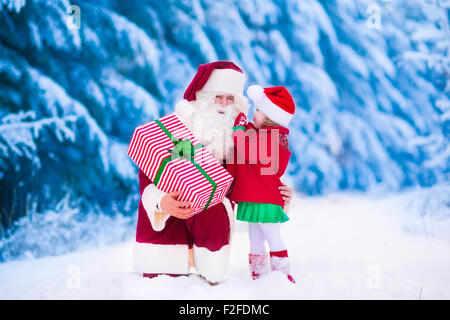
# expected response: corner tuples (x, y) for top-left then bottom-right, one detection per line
(133, 61), (292, 285)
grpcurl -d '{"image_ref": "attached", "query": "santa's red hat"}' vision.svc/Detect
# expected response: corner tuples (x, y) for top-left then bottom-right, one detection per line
(247, 85), (295, 127)
(183, 61), (246, 101)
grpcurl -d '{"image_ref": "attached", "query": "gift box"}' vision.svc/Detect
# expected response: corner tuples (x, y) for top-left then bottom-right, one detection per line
(128, 113), (234, 216)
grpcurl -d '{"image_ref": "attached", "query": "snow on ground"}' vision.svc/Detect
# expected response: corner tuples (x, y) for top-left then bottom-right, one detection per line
(0, 188), (449, 300)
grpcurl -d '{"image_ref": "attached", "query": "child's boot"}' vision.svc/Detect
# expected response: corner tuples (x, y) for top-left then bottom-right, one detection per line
(269, 250), (296, 283)
(248, 253), (269, 280)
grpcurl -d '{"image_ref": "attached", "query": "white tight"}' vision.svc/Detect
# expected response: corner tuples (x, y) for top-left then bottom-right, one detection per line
(248, 222), (286, 254)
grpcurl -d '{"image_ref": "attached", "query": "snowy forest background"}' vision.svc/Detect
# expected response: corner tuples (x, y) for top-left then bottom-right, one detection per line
(0, 0), (449, 262)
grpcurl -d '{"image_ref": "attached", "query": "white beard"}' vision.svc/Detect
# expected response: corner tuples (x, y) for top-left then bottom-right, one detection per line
(175, 98), (238, 162)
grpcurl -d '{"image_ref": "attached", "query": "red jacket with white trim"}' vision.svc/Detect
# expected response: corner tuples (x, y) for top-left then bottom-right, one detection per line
(227, 122), (291, 207)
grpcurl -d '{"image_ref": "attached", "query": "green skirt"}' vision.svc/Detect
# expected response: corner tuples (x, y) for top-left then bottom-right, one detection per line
(236, 202), (289, 223)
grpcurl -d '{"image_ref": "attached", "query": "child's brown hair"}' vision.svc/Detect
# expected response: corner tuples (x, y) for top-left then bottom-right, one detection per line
(261, 117), (280, 127)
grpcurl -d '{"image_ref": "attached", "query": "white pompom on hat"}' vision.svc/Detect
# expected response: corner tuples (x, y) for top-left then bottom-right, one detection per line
(247, 85), (295, 127)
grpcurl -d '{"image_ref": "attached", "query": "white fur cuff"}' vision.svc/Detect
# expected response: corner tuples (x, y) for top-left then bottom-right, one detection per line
(133, 242), (189, 275)
(141, 183), (170, 231)
(193, 244), (231, 283)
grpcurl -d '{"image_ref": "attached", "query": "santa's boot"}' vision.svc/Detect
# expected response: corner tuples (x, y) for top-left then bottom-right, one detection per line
(194, 245), (231, 286)
(269, 250), (296, 283)
(249, 253), (269, 280)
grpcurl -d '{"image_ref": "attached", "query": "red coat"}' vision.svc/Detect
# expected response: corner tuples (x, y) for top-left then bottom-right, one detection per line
(136, 168), (232, 250)
(228, 123), (291, 207)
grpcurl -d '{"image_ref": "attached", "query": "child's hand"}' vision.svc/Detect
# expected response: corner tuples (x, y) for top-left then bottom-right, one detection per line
(234, 112), (247, 128)
(279, 184), (293, 211)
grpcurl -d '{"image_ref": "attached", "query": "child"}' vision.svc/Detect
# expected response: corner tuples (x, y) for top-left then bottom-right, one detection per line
(229, 85), (295, 283)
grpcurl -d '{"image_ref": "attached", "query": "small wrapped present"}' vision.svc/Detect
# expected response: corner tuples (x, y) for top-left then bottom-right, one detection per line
(128, 113), (234, 216)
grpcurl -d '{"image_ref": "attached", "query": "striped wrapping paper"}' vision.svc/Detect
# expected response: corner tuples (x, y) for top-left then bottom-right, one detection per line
(128, 113), (234, 216)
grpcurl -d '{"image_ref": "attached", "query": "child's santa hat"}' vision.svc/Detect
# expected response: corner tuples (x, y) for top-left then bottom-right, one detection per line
(183, 61), (246, 102)
(247, 85), (295, 127)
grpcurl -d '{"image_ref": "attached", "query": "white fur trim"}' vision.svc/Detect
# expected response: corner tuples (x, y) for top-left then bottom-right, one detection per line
(133, 242), (190, 274)
(193, 244), (231, 283)
(222, 197), (235, 242)
(247, 85), (293, 127)
(270, 255), (291, 274)
(174, 99), (195, 119)
(199, 69), (245, 98)
(249, 253), (270, 277)
(141, 183), (170, 232)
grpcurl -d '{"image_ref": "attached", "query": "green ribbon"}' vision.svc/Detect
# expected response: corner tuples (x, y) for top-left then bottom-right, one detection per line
(168, 138), (195, 160)
(153, 119), (217, 211)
